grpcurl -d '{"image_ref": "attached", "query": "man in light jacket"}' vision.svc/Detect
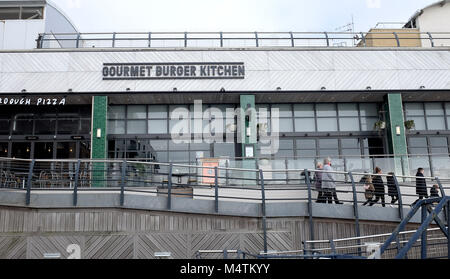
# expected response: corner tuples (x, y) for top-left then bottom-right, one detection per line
(322, 157), (342, 204)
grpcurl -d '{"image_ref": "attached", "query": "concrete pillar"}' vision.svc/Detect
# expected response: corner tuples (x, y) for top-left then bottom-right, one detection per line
(91, 96), (108, 187)
(384, 94), (409, 176)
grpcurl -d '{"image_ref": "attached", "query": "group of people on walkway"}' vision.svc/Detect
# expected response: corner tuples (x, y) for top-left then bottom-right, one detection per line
(313, 158), (440, 207)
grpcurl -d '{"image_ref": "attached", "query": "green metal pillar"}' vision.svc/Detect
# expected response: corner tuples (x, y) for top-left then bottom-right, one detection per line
(384, 94), (409, 176)
(240, 95), (257, 176)
(91, 96), (108, 187)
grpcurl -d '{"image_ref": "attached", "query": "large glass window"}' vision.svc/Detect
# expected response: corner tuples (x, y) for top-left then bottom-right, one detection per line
(148, 105), (168, 134)
(0, 116), (11, 135)
(404, 102), (450, 131)
(0, 142), (8, 157)
(127, 105), (146, 134)
(258, 103), (379, 133)
(272, 104), (293, 132)
(12, 114), (33, 135)
(338, 103), (360, 132)
(294, 104), (315, 132)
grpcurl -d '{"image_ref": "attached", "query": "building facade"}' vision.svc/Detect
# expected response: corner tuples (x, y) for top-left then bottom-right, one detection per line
(1, 1), (450, 178)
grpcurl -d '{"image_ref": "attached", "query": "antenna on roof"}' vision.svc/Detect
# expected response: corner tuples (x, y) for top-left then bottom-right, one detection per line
(334, 15), (355, 32)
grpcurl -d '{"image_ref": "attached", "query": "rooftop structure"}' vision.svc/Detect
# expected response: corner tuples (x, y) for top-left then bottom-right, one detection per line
(0, 0), (78, 49)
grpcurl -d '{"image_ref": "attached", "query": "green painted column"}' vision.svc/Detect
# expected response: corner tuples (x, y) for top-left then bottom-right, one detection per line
(384, 94), (409, 176)
(91, 96), (108, 187)
(239, 95), (257, 181)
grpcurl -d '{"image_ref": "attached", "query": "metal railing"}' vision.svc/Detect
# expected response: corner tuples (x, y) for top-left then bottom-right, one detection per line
(1, 157), (449, 257)
(35, 31), (450, 49)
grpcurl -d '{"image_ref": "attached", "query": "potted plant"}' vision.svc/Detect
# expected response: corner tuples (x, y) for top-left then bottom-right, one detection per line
(404, 120), (415, 131)
(373, 120), (386, 131)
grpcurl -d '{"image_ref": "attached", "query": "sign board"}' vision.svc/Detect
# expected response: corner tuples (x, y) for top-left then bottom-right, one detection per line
(102, 62), (245, 80)
(201, 159), (220, 184)
(0, 97), (66, 106)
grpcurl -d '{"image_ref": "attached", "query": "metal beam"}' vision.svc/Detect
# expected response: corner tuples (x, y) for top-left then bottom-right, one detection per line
(395, 197), (449, 259)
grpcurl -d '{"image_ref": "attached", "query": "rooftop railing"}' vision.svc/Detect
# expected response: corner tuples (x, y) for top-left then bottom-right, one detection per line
(35, 31), (450, 49)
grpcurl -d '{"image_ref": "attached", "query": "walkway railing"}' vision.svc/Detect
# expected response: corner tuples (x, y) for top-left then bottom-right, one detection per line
(35, 31), (450, 49)
(1, 157), (449, 256)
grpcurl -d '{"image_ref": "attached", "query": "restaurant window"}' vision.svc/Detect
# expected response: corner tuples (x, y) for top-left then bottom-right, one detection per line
(148, 105), (168, 134)
(338, 103), (360, 132)
(404, 102), (449, 131)
(0, 142), (8, 157)
(12, 114), (33, 135)
(0, 116), (10, 135)
(127, 105), (147, 134)
(294, 104), (315, 132)
(258, 103), (380, 133)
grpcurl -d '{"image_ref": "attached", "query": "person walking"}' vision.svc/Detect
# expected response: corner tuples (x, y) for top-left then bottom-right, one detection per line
(369, 167), (385, 207)
(412, 167), (428, 207)
(314, 162), (324, 203)
(386, 172), (398, 206)
(430, 184), (439, 198)
(322, 158), (342, 204)
(430, 184), (440, 206)
(361, 174), (375, 206)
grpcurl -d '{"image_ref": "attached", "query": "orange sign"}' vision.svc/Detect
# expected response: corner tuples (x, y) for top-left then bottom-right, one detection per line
(202, 161), (219, 184)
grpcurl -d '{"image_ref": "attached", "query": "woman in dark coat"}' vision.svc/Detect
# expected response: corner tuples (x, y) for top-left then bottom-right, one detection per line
(415, 168), (428, 198)
(369, 167), (385, 207)
(412, 168), (428, 207)
(386, 172), (398, 205)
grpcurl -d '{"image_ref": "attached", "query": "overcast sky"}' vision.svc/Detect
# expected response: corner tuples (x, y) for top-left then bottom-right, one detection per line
(51, 0), (439, 32)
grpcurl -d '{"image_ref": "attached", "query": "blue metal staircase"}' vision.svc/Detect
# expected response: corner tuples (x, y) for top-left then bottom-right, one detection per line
(379, 196), (450, 259)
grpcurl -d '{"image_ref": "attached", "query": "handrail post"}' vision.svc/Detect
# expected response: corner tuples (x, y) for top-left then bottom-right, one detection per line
(393, 174), (404, 220)
(329, 239), (336, 255)
(214, 167), (219, 213)
(360, 32), (366, 47)
(421, 204), (427, 259)
(393, 32), (400, 47)
(290, 31), (294, 47)
(120, 160), (126, 206)
(184, 32), (188, 48)
(324, 32), (329, 47)
(112, 32), (116, 48)
(75, 33), (80, 48)
(348, 172), (361, 256)
(168, 164), (173, 210)
(427, 32), (435, 47)
(25, 160), (35, 206)
(73, 160), (81, 206)
(304, 169), (315, 243)
(259, 169), (267, 254)
(148, 32), (152, 48)
(255, 31), (259, 47)
(219, 31), (223, 47)
(302, 241), (308, 256)
(39, 33), (44, 49)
